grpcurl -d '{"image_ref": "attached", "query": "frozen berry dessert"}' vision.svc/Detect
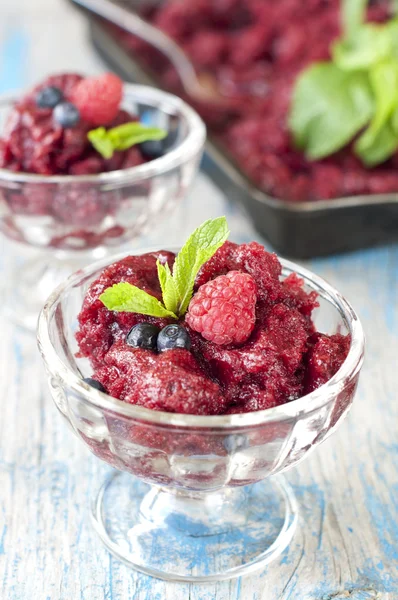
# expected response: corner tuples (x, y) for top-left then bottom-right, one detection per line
(0, 72), (167, 176)
(0, 72), (175, 248)
(77, 217), (350, 415)
(107, 0), (398, 202)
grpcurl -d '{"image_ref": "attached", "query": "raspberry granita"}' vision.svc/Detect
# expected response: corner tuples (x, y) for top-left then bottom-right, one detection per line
(0, 73), (147, 177)
(108, 0), (398, 201)
(0, 72), (174, 247)
(76, 218), (350, 415)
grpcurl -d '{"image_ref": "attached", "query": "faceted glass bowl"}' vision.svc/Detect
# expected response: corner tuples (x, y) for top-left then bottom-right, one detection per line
(37, 249), (365, 582)
(0, 85), (205, 329)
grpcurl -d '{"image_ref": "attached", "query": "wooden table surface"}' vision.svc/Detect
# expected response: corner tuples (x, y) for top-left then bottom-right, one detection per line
(0, 1), (397, 599)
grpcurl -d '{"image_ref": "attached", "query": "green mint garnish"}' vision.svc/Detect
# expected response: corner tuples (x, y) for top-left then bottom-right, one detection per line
(99, 282), (177, 319)
(341, 0), (367, 39)
(333, 23), (393, 71)
(87, 127), (114, 160)
(88, 122), (168, 159)
(355, 59), (398, 166)
(169, 216), (229, 315)
(289, 1), (398, 167)
(157, 260), (179, 314)
(99, 217), (230, 319)
(289, 64), (374, 161)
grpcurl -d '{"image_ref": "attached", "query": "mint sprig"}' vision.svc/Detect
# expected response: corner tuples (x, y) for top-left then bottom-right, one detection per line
(170, 216), (229, 315)
(289, 64), (374, 160)
(99, 217), (230, 319)
(157, 260), (179, 314)
(99, 282), (177, 318)
(333, 23), (393, 71)
(342, 0), (367, 38)
(289, 1), (398, 167)
(355, 59), (398, 166)
(88, 122), (167, 159)
(88, 127), (114, 159)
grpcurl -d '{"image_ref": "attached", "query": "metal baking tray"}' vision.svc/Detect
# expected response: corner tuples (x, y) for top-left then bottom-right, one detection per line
(85, 16), (398, 258)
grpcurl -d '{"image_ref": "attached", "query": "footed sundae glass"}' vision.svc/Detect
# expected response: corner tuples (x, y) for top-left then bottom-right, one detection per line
(0, 86), (205, 330)
(37, 249), (364, 582)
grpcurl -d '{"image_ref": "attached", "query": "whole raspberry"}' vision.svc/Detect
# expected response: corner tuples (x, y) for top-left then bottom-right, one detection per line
(71, 73), (123, 126)
(186, 271), (257, 346)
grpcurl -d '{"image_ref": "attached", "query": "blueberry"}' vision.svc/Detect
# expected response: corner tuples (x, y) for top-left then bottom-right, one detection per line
(126, 323), (160, 351)
(157, 324), (191, 352)
(53, 102), (80, 128)
(83, 377), (106, 393)
(36, 86), (64, 109)
(139, 129), (179, 160)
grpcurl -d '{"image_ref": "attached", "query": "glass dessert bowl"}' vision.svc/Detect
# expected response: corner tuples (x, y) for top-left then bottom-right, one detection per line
(37, 238), (365, 582)
(103, 0), (396, 202)
(0, 79), (205, 330)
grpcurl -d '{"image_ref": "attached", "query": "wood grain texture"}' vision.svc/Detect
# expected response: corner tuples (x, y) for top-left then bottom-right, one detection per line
(0, 1), (397, 598)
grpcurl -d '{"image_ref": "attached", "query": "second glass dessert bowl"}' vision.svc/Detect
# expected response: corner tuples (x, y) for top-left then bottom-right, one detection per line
(0, 85), (205, 330)
(37, 249), (365, 583)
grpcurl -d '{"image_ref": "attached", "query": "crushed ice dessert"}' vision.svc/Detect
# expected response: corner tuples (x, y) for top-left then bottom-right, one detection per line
(0, 72), (170, 177)
(0, 72), (174, 246)
(111, 0), (398, 201)
(76, 217), (350, 415)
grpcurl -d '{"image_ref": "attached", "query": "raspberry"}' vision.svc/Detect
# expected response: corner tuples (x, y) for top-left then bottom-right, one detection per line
(71, 73), (123, 126)
(186, 271), (257, 346)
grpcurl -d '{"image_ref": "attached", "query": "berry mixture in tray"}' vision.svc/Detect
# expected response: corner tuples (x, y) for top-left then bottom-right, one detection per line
(77, 218), (350, 415)
(0, 72), (168, 176)
(111, 0), (398, 201)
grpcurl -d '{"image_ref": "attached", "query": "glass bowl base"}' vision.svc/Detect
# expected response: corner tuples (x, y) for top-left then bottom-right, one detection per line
(91, 471), (298, 582)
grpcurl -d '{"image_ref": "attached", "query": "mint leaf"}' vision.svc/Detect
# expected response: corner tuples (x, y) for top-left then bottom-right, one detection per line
(355, 60), (398, 165)
(157, 260), (179, 314)
(108, 123), (167, 151)
(157, 260), (167, 298)
(333, 23), (393, 71)
(289, 63), (374, 160)
(100, 282), (177, 318)
(172, 217), (229, 315)
(88, 122), (167, 159)
(88, 127), (114, 160)
(289, 6), (398, 167)
(342, 0), (367, 38)
(392, 107), (398, 133)
(386, 18), (398, 58)
(98, 218), (230, 320)
(356, 121), (398, 166)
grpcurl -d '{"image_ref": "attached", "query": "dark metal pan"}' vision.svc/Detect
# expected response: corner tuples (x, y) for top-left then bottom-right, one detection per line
(78, 8), (398, 258)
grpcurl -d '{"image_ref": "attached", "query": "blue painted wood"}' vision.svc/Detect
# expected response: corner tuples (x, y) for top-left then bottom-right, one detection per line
(0, 2), (397, 599)
(0, 29), (28, 93)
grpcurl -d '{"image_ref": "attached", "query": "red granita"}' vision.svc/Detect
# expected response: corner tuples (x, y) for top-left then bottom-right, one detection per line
(0, 73), (146, 177)
(94, 343), (227, 415)
(76, 250), (176, 369)
(76, 241), (350, 415)
(109, 0), (397, 201)
(0, 73), (151, 229)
